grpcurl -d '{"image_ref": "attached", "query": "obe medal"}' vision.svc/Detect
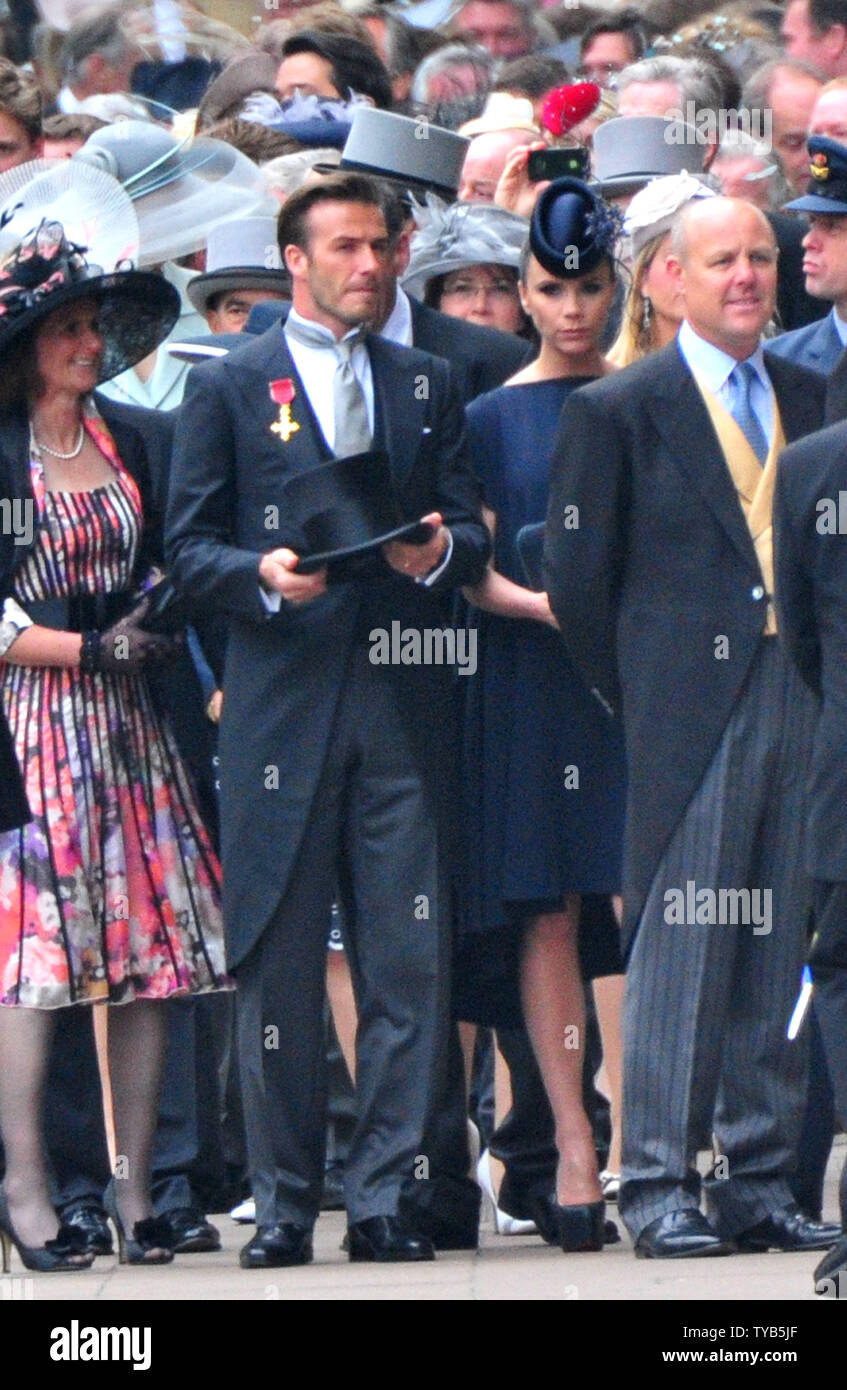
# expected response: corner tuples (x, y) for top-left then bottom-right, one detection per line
(269, 377), (299, 442)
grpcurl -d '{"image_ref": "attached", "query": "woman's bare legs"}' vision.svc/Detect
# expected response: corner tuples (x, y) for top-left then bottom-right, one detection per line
(519, 898), (601, 1205)
(594, 973), (625, 1175)
(107, 999), (167, 1244)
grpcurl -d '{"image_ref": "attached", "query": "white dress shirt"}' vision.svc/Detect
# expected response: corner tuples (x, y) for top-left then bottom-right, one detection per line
(380, 286), (414, 348)
(260, 299), (451, 608)
(677, 318), (775, 449)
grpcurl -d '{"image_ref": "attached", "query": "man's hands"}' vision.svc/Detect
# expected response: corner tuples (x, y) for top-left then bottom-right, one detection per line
(257, 518), (450, 601)
(259, 548), (328, 604)
(382, 513), (449, 579)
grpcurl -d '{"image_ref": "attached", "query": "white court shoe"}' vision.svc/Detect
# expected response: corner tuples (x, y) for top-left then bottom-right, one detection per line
(229, 1197), (256, 1224)
(476, 1150), (537, 1236)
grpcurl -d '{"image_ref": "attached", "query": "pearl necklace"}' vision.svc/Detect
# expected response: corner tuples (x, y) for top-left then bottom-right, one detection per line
(32, 423), (85, 460)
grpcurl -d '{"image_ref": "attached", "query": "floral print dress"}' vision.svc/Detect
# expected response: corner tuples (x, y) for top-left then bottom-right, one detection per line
(0, 410), (228, 1007)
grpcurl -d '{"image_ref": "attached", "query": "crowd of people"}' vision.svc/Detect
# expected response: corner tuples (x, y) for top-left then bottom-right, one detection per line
(0, 0), (846, 1298)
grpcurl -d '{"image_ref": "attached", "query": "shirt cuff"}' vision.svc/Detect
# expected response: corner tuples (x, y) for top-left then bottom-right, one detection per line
(416, 531), (453, 588)
(0, 596), (33, 658)
(259, 584), (282, 613)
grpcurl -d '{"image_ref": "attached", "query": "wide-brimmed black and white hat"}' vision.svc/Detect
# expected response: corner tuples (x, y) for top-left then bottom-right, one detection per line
(0, 160), (179, 380)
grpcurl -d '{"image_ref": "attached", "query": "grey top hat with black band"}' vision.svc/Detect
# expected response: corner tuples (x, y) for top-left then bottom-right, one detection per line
(592, 115), (706, 197)
(283, 450), (434, 575)
(785, 135), (847, 215)
(336, 107), (469, 200)
(403, 197), (527, 301)
(530, 177), (623, 279)
(187, 217), (290, 314)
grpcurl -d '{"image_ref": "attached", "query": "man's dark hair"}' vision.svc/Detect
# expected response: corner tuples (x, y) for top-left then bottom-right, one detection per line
(495, 54), (570, 100)
(809, 0), (847, 34)
(277, 170), (388, 255)
(579, 8), (647, 63)
(280, 31), (393, 109)
(0, 56), (42, 142)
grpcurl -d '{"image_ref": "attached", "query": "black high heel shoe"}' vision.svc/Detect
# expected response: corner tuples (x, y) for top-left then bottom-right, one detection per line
(103, 1182), (173, 1266)
(0, 1189), (95, 1273)
(530, 1193), (608, 1252)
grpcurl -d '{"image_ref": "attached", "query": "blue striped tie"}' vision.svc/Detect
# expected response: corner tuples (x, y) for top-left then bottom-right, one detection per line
(727, 361), (768, 464)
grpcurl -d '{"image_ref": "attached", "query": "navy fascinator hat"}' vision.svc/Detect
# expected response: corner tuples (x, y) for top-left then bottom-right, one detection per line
(529, 178), (623, 279)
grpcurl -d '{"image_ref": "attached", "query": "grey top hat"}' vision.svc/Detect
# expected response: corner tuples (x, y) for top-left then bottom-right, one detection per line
(187, 217), (290, 313)
(402, 197), (527, 300)
(592, 116), (706, 197)
(338, 107), (469, 199)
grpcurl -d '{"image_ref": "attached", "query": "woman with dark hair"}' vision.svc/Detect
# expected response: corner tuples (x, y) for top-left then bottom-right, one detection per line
(459, 179), (627, 1253)
(0, 185), (228, 1273)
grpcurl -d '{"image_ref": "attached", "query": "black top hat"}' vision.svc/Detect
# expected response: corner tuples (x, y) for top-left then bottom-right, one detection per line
(285, 450), (434, 575)
(0, 219), (179, 380)
(785, 135), (847, 215)
(530, 177), (622, 279)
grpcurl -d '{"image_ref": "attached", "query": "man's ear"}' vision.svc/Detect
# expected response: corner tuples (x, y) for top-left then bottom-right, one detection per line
(826, 22), (847, 65)
(284, 243), (307, 279)
(392, 228), (412, 275)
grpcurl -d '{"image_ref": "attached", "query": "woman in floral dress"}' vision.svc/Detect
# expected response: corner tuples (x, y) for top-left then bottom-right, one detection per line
(0, 213), (228, 1271)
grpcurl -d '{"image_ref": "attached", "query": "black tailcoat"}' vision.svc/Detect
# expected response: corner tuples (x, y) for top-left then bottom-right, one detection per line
(165, 323), (490, 969)
(542, 340), (825, 958)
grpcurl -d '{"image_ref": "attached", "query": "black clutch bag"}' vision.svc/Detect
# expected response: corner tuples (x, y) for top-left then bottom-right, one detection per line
(136, 577), (190, 635)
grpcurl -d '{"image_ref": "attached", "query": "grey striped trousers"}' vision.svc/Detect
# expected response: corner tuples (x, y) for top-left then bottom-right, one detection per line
(620, 637), (817, 1241)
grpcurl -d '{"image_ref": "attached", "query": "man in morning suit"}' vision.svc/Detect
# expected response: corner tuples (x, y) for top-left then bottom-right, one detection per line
(543, 196), (840, 1259)
(165, 172), (490, 1268)
(774, 420), (847, 1295)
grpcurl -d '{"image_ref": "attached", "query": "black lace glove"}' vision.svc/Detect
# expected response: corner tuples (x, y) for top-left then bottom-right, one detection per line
(94, 597), (183, 675)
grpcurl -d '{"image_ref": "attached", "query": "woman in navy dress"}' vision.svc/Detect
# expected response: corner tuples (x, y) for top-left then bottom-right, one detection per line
(461, 180), (626, 1252)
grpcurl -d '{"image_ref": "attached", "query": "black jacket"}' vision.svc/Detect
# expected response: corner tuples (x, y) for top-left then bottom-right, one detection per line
(165, 324), (490, 968)
(774, 419), (847, 879)
(245, 296), (532, 404)
(542, 340), (826, 958)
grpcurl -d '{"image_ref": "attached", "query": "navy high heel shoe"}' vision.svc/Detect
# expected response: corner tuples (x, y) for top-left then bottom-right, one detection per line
(0, 1189), (94, 1273)
(103, 1182), (173, 1266)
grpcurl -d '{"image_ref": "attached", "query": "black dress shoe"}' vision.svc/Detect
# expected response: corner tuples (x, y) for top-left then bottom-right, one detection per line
(159, 1208), (221, 1253)
(59, 1203), (113, 1257)
(635, 1210), (737, 1259)
(814, 1234), (847, 1295)
(347, 1215), (435, 1263)
(736, 1205), (842, 1253)
(239, 1223), (313, 1269)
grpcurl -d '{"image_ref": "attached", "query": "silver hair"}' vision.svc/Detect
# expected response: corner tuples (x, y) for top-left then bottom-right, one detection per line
(60, 8), (137, 86)
(617, 53), (723, 117)
(741, 55), (826, 114)
(410, 42), (494, 106)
